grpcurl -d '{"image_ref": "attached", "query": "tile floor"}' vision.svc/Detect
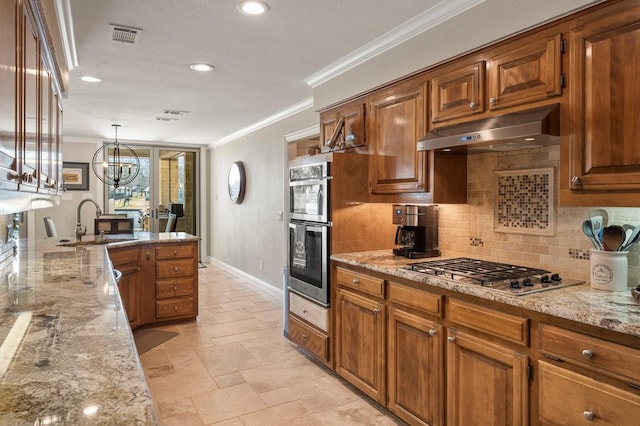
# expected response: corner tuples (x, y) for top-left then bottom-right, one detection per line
(139, 263), (402, 425)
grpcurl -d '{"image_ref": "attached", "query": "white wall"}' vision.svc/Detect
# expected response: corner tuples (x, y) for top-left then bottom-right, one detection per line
(207, 108), (317, 289)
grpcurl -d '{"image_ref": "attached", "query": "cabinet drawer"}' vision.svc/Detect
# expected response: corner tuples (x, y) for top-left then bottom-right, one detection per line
(155, 244), (196, 260)
(289, 292), (329, 332)
(156, 258), (196, 279)
(156, 278), (196, 299)
(156, 297), (196, 318)
(448, 299), (529, 346)
(336, 267), (384, 298)
(108, 246), (140, 267)
(539, 361), (640, 425)
(289, 315), (329, 363)
(388, 281), (442, 317)
(539, 323), (640, 384)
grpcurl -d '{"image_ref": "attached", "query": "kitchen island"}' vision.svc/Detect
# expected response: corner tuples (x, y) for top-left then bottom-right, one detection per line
(0, 232), (198, 425)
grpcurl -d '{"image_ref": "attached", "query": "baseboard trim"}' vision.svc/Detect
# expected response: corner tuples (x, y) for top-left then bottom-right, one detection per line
(206, 257), (284, 301)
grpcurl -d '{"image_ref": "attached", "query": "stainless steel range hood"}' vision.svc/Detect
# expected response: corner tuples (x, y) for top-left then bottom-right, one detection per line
(417, 104), (560, 153)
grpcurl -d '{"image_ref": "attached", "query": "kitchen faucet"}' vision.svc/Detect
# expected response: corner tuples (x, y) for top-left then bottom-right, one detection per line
(76, 199), (102, 240)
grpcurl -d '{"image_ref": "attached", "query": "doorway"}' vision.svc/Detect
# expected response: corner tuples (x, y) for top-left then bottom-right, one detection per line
(104, 146), (199, 235)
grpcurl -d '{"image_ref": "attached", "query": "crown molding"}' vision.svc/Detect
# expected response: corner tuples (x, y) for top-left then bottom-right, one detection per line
(209, 97), (315, 148)
(285, 125), (320, 142)
(54, 0), (78, 70)
(304, 0), (485, 88)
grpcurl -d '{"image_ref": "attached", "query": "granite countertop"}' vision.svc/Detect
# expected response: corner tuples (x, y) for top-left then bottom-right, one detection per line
(332, 250), (640, 339)
(0, 232), (198, 425)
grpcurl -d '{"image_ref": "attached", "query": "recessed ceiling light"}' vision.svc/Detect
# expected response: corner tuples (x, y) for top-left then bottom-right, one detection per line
(80, 75), (101, 83)
(237, 0), (270, 15)
(190, 63), (214, 72)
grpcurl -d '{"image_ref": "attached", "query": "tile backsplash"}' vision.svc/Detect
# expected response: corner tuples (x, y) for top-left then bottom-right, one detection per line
(438, 146), (640, 286)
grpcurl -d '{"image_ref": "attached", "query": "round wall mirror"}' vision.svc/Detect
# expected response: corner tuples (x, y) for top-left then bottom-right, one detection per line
(228, 161), (246, 204)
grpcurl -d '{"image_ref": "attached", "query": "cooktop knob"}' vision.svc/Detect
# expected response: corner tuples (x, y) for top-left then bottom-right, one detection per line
(523, 278), (533, 286)
(510, 280), (521, 289)
(551, 273), (562, 282)
(540, 275), (551, 284)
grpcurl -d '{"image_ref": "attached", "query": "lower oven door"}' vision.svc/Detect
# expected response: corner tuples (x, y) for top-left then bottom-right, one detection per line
(288, 221), (329, 306)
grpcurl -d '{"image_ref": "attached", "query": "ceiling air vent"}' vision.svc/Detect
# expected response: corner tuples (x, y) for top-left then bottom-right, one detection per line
(156, 117), (178, 121)
(109, 24), (143, 44)
(163, 109), (189, 116)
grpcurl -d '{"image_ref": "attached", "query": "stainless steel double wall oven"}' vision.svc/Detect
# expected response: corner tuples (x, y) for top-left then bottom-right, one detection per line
(288, 161), (331, 306)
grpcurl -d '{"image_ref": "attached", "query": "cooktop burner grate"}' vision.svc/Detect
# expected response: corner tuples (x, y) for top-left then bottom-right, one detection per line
(402, 257), (584, 295)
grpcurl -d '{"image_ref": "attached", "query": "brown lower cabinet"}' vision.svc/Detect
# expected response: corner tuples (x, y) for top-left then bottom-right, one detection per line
(331, 263), (640, 426)
(108, 240), (199, 329)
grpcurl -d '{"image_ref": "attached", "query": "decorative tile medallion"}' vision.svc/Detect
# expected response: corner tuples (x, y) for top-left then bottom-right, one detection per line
(494, 167), (555, 236)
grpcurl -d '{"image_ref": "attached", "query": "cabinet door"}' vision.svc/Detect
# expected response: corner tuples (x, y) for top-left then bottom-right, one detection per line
(117, 264), (140, 328)
(20, 3), (39, 191)
(0, 0), (19, 190)
(430, 61), (485, 123)
(488, 33), (563, 111)
(567, 8), (640, 193)
(320, 101), (366, 151)
(388, 306), (444, 426)
(335, 287), (386, 403)
(368, 79), (426, 194)
(446, 329), (529, 426)
(39, 60), (52, 192)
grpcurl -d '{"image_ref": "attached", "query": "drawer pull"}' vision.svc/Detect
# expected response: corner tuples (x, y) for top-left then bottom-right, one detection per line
(629, 382), (640, 391)
(301, 334), (309, 340)
(352, 278), (360, 284)
(582, 411), (595, 421)
(146, 251), (150, 261)
(302, 309), (308, 314)
(173, 286), (178, 291)
(174, 266), (179, 272)
(373, 307), (381, 314)
(174, 305), (178, 311)
(173, 250), (177, 255)
(428, 329), (437, 337)
(469, 101), (477, 109)
(581, 349), (594, 359)
(447, 336), (456, 343)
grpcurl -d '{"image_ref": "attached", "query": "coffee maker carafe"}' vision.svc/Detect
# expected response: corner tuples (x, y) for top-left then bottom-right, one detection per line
(392, 204), (440, 259)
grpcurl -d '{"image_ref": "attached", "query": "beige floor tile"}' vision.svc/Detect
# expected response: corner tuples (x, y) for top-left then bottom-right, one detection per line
(259, 380), (345, 414)
(157, 397), (197, 419)
(313, 399), (403, 425)
(147, 370), (217, 404)
(200, 318), (270, 339)
(196, 342), (260, 376)
(161, 412), (204, 426)
(213, 371), (246, 388)
(191, 383), (268, 423)
(240, 357), (328, 394)
(239, 401), (320, 426)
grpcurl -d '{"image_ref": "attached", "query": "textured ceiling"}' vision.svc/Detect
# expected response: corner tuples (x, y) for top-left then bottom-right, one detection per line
(63, 0), (443, 146)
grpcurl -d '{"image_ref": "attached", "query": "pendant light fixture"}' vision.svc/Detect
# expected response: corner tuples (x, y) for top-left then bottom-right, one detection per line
(91, 124), (140, 188)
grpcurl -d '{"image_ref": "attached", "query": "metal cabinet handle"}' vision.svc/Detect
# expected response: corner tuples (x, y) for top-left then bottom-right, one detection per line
(173, 250), (177, 255)
(352, 278), (360, 284)
(489, 97), (497, 104)
(302, 309), (308, 314)
(174, 266), (179, 272)
(301, 334), (309, 340)
(428, 329), (437, 337)
(447, 336), (456, 343)
(146, 251), (150, 261)
(469, 101), (477, 109)
(581, 349), (594, 359)
(583, 411), (595, 421)
(173, 286), (178, 291)
(373, 307), (381, 314)
(571, 176), (582, 184)
(415, 183), (423, 189)
(174, 305), (178, 311)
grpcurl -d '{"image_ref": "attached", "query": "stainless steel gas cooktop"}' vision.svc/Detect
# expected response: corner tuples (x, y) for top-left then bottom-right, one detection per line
(402, 257), (584, 296)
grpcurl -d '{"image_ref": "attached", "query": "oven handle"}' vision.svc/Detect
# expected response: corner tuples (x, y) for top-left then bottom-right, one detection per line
(289, 221), (331, 230)
(288, 176), (331, 186)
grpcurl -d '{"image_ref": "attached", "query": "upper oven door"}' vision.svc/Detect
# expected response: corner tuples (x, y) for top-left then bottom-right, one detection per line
(289, 177), (329, 223)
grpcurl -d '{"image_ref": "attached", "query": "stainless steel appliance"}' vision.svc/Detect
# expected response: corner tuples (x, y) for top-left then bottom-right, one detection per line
(402, 257), (584, 296)
(289, 162), (330, 223)
(288, 222), (329, 306)
(288, 160), (331, 306)
(393, 204), (440, 259)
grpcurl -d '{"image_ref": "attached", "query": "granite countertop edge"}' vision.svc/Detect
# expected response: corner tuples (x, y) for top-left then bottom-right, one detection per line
(331, 250), (640, 339)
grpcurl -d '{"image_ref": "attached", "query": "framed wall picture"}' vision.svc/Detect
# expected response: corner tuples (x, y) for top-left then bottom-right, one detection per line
(62, 162), (89, 191)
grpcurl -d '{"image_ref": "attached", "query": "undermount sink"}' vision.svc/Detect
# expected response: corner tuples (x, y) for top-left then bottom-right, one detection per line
(57, 238), (136, 247)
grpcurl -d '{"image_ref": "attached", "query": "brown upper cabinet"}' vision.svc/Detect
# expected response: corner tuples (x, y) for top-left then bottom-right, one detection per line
(319, 99), (366, 152)
(368, 77), (427, 194)
(0, 0), (19, 191)
(563, 2), (640, 204)
(487, 32), (564, 111)
(430, 61), (485, 123)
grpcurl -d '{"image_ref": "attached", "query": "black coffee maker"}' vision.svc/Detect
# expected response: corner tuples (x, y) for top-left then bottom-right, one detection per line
(392, 204), (440, 259)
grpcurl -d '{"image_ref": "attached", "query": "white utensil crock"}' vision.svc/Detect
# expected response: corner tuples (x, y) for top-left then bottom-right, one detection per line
(590, 249), (629, 291)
